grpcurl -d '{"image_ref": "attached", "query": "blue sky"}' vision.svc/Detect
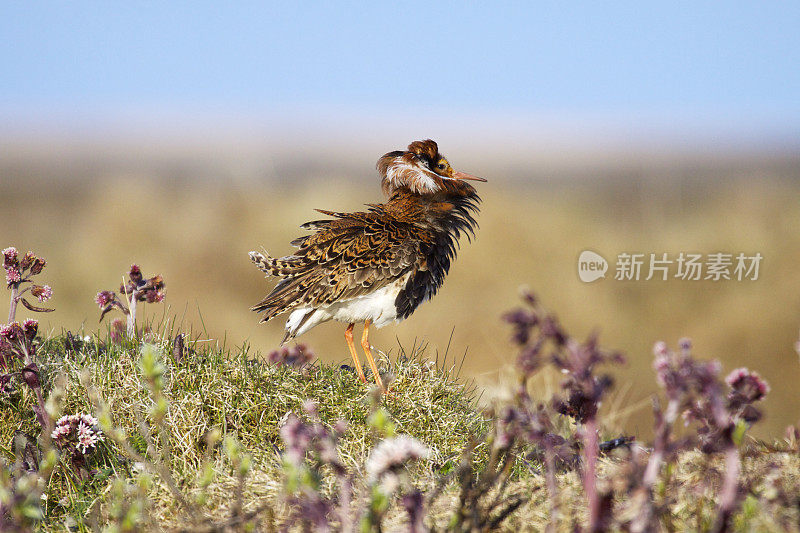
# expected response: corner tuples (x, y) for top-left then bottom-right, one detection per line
(2, 2), (799, 137)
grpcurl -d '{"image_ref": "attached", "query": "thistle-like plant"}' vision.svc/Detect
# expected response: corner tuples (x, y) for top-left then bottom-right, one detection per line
(503, 291), (624, 531)
(0, 319), (51, 432)
(96, 264), (165, 338)
(50, 413), (106, 481)
(627, 340), (770, 533)
(0, 247), (56, 446)
(268, 343), (315, 370)
(3, 246), (54, 323)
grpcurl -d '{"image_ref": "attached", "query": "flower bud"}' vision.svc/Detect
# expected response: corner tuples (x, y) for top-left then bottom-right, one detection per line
(2, 247), (18, 269)
(30, 257), (46, 275)
(129, 264), (142, 283)
(22, 319), (38, 340)
(20, 252), (35, 270)
(21, 363), (41, 389)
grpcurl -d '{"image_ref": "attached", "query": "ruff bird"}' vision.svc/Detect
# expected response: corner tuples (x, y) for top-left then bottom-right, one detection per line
(250, 139), (485, 390)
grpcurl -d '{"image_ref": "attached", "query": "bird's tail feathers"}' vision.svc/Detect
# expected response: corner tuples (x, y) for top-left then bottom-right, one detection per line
(249, 250), (309, 278)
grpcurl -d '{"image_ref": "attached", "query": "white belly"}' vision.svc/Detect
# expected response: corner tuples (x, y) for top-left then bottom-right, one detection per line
(284, 273), (410, 339)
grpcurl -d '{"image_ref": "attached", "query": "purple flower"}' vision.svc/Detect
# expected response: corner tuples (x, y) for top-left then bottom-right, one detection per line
(503, 309), (537, 341)
(280, 413), (313, 465)
(333, 420), (349, 435)
(95, 291), (114, 308)
(516, 340), (543, 376)
(41, 285), (53, 301)
(540, 316), (567, 346)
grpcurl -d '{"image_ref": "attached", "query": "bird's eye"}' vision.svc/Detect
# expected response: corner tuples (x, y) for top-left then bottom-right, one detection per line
(436, 162), (446, 170)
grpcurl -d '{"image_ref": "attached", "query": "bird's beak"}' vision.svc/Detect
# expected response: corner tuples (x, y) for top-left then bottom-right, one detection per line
(452, 170), (487, 182)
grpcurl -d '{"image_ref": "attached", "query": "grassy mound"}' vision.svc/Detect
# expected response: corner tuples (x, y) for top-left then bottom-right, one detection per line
(2, 331), (800, 531)
(3, 332), (488, 530)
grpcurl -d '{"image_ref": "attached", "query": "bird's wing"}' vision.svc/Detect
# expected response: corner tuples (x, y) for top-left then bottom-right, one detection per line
(250, 208), (429, 321)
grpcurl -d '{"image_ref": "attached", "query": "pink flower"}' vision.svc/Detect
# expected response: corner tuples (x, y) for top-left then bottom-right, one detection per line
(725, 367), (770, 401)
(22, 319), (38, 338)
(51, 424), (70, 439)
(365, 436), (430, 482)
(0, 323), (21, 341)
(146, 290), (165, 303)
(31, 284), (53, 302)
(80, 414), (99, 426)
(652, 341), (668, 357)
(50, 412), (105, 453)
(653, 355), (670, 383)
(5, 268), (21, 285)
(95, 291), (114, 308)
(77, 421), (91, 437)
(78, 432), (98, 453)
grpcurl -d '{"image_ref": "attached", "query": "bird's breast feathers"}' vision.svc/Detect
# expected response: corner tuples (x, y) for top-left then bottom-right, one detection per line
(284, 272), (411, 338)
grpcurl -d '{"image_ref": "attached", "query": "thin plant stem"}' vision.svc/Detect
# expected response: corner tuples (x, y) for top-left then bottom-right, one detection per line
(712, 444), (741, 533)
(544, 443), (559, 533)
(8, 284), (19, 322)
(583, 418), (600, 532)
(122, 277), (137, 338)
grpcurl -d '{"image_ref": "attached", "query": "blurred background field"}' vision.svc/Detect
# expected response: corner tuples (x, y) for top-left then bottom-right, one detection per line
(2, 134), (799, 440)
(1, 2), (799, 440)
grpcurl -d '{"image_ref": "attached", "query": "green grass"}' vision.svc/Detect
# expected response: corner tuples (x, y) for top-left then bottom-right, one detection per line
(3, 331), (800, 531)
(3, 331), (488, 530)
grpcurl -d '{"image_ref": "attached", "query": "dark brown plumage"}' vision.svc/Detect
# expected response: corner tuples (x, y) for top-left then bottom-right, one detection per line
(250, 139), (484, 390)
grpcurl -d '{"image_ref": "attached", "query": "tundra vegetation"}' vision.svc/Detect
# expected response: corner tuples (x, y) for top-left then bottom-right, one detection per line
(1, 246), (799, 531)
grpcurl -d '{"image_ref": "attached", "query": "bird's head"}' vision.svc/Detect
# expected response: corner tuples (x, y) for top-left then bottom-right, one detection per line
(377, 139), (486, 197)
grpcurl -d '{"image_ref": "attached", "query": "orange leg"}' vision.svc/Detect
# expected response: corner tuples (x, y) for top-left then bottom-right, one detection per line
(361, 319), (385, 391)
(345, 323), (367, 383)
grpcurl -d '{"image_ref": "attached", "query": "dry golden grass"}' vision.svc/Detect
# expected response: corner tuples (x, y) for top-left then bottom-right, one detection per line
(3, 173), (800, 440)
